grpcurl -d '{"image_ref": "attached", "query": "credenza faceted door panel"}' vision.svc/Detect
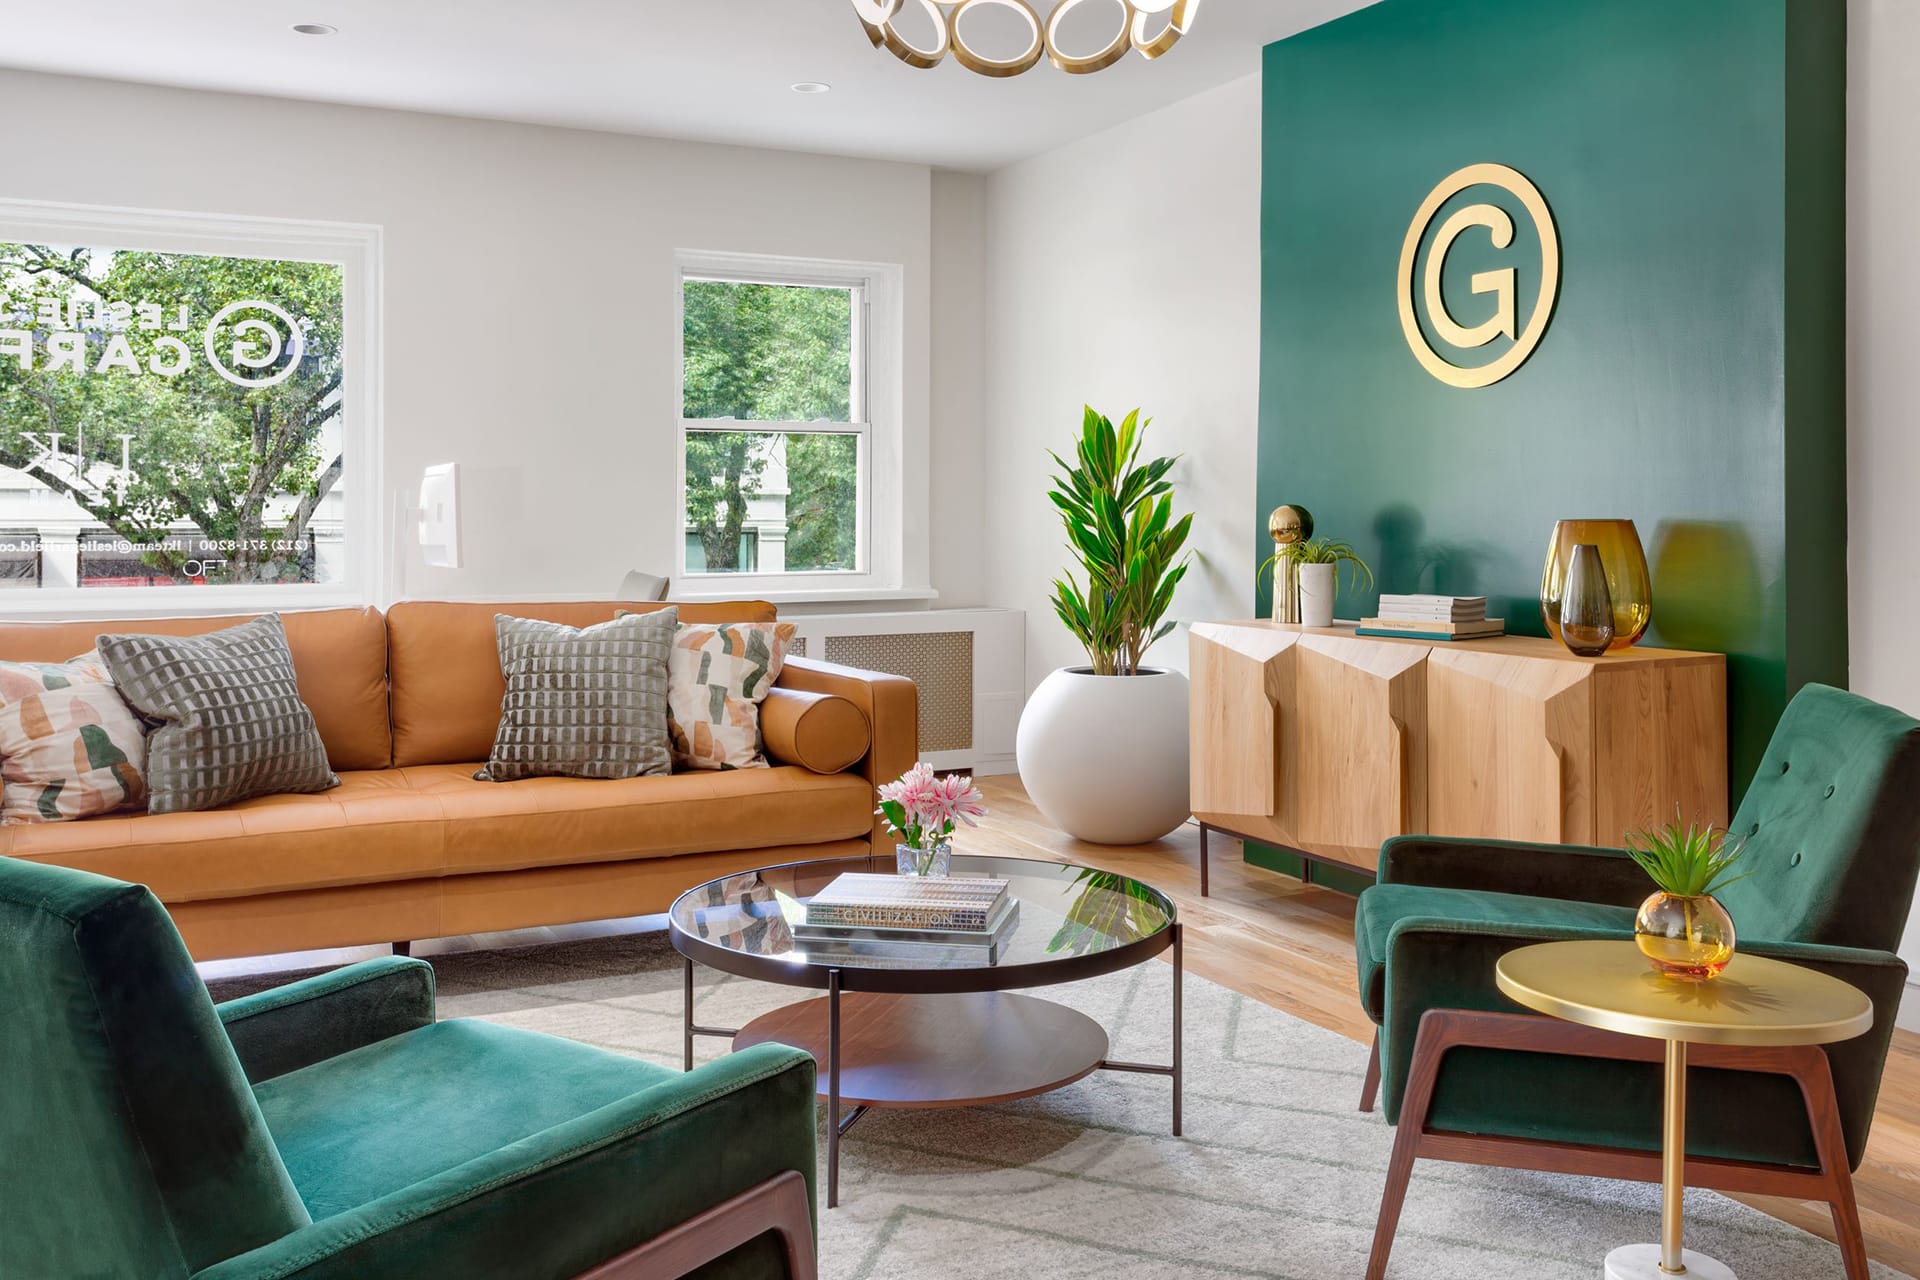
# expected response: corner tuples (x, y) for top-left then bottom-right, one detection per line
(1188, 622), (1727, 872)
(1286, 635), (1426, 865)
(1425, 649), (1594, 845)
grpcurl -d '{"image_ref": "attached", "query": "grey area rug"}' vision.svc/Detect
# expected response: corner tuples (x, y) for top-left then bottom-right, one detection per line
(211, 932), (1904, 1280)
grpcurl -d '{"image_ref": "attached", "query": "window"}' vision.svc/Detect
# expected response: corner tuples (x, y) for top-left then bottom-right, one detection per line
(0, 200), (380, 611)
(677, 252), (904, 598)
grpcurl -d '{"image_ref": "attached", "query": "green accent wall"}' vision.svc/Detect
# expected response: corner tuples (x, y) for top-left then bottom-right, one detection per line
(1257, 0), (1847, 802)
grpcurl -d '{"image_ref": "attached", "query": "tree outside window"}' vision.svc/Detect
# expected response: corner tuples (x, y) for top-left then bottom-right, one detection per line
(681, 277), (862, 576)
(0, 241), (346, 589)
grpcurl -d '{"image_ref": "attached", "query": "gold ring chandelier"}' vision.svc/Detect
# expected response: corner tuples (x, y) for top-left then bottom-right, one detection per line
(850, 0), (1201, 78)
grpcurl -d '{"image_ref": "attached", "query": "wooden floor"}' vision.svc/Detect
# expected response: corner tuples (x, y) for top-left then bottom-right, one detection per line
(968, 776), (1920, 1279)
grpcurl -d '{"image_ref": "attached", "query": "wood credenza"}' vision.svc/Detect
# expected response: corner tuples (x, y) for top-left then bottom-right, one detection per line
(1187, 621), (1728, 875)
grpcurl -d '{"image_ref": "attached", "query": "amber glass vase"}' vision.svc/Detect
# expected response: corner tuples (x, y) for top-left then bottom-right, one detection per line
(1634, 891), (1736, 981)
(1540, 519), (1653, 651)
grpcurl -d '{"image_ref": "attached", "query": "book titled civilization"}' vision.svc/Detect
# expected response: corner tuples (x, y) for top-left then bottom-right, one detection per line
(803, 873), (1010, 932)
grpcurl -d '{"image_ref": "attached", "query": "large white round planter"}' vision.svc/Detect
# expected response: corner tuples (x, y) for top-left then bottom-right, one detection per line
(1015, 666), (1191, 845)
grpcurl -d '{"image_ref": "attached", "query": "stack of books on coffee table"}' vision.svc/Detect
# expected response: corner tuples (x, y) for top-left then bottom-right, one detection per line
(1358, 594), (1505, 640)
(794, 873), (1019, 967)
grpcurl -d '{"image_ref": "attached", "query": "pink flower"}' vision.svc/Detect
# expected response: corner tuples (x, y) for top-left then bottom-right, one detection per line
(875, 762), (987, 844)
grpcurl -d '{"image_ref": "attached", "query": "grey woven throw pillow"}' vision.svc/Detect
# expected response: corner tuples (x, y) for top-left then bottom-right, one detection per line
(477, 608), (676, 782)
(96, 613), (339, 814)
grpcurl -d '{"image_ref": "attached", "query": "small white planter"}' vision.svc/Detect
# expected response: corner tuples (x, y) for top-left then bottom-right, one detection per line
(1015, 666), (1191, 845)
(1298, 562), (1337, 628)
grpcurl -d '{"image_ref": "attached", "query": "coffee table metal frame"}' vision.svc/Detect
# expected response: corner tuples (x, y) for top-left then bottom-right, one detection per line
(669, 853), (1183, 1208)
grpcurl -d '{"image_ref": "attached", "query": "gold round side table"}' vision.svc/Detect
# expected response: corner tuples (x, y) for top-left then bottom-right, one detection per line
(1495, 939), (1873, 1280)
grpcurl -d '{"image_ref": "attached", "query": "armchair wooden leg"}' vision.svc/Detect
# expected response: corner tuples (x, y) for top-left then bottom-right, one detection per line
(1367, 1018), (1447, 1280)
(1359, 1032), (1381, 1113)
(1794, 1049), (1871, 1280)
(572, 1169), (817, 1280)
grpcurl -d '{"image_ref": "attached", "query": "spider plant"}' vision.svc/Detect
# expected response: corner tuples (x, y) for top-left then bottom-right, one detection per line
(1259, 535), (1375, 595)
(1625, 809), (1752, 898)
(1047, 406), (1193, 676)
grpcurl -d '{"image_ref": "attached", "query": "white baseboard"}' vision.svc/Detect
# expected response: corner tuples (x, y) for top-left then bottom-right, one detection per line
(1898, 982), (1920, 1034)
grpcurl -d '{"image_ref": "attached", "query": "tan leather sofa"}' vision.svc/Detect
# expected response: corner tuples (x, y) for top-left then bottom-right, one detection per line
(0, 600), (917, 960)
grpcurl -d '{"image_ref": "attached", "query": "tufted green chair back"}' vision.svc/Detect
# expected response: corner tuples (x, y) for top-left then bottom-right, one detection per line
(0, 858), (310, 1279)
(1716, 683), (1920, 951)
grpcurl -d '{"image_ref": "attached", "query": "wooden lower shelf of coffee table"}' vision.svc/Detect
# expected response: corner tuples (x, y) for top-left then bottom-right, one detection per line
(733, 991), (1109, 1108)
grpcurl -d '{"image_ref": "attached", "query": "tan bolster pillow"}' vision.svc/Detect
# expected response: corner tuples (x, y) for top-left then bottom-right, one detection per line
(760, 689), (871, 775)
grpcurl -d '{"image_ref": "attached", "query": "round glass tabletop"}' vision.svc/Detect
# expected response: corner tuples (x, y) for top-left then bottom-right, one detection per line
(668, 852), (1178, 994)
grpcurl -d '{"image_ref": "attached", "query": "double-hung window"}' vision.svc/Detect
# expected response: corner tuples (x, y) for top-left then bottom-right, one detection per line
(676, 251), (903, 599)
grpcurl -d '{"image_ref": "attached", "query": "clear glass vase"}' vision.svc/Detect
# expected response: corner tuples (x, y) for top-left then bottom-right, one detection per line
(896, 840), (952, 877)
(1635, 891), (1736, 981)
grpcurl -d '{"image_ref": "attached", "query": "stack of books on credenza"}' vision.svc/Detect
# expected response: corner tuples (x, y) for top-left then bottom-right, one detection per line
(1357, 594), (1506, 640)
(794, 873), (1019, 967)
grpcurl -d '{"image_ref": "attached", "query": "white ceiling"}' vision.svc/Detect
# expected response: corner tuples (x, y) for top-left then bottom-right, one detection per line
(0, 0), (1371, 171)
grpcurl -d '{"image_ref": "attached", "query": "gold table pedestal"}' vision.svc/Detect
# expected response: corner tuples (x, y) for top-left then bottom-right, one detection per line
(1495, 940), (1874, 1279)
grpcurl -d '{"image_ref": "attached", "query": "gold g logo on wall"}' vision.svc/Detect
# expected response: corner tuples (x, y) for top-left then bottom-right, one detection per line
(1397, 163), (1560, 389)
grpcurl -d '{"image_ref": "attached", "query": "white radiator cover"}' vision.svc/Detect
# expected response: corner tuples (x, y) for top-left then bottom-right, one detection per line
(783, 608), (1024, 775)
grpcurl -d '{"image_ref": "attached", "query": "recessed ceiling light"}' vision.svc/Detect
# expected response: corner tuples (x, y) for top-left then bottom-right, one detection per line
(790, 82), (832, 95)
(291, 23), (338, 36)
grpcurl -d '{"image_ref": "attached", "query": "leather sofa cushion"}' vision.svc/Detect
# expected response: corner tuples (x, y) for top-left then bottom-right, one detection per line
(760, 689), (870, 775)
(0, 608), (391, 771)
(0, 764), (871, 902)
(387, 600), (776, 768)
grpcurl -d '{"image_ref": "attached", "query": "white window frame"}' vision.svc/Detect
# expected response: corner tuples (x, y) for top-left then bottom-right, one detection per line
(0, 196), (383, 618)
(674, 249), (905, 602)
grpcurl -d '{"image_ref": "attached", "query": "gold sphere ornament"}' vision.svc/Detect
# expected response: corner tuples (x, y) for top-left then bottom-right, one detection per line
(852, 0), (1201, 78)
(1267, 504), (1314, 625)
(1268, 504), (1314, 546)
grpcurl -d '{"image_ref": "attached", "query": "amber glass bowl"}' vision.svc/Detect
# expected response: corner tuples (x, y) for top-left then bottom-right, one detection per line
(1634, 891), (1736, 982)
(1540, 519), (1653, 650)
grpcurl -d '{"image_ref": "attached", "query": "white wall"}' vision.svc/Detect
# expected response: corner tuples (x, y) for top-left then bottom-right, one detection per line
(0, 69), (963, 607)
(1848, 0), (1920, 987)
(981, 74), (1263, 690)
(929, 170), (990, 609)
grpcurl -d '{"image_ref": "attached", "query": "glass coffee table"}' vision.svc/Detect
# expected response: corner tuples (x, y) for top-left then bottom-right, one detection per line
(669, 852), (1182, 1207)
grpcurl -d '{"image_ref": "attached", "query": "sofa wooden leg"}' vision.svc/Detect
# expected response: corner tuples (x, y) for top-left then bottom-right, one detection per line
(572, 1168), (817, 1280)
(1359, 1032), (1381, 1113)
(391, 941), (411, 957)
(1367, 1014), (1447, 1280)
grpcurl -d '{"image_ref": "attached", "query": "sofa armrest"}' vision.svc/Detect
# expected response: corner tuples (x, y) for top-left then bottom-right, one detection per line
(217, 956), (436, 1085)
(776, 655), (918, 848)
(191, 1043), (818, 1280)
(1378, 835), (1650, 908)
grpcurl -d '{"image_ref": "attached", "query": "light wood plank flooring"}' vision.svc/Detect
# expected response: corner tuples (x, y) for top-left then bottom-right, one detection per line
(205, 774), (1920, 1276)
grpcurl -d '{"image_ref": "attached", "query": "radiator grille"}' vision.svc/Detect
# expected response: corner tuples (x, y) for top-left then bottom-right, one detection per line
(787, 637), (808, 658)
(823, 631), (973, 752)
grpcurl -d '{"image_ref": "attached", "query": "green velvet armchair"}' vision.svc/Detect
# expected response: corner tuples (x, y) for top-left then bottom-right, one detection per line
(1354, 683), (1920, 1280)
(0, 858), (819, 1280)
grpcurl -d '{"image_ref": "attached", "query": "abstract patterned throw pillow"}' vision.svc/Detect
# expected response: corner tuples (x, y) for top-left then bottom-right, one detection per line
(96, 614), (338, 814)
(477, 609), (677, 782)
(0, 658), (148, 824)
(662, 620), (796, 771)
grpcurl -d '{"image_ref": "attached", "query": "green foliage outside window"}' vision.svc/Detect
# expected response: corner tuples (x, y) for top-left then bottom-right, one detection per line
(682, 278), (861, 573)
(0, 243), (344, 585)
